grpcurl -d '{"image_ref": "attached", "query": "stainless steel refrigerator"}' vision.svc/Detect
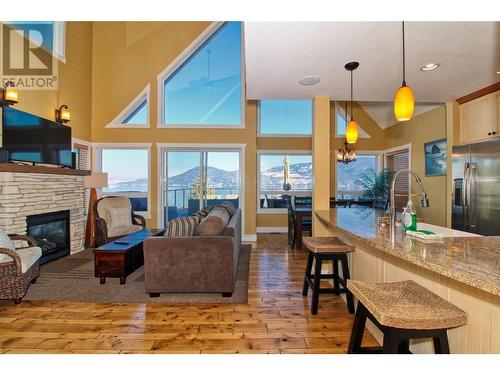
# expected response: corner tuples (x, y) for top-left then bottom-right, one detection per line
(452, 138), (500, 235)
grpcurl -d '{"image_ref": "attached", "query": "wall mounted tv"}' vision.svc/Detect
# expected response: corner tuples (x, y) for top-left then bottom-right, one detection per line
(1, 106), (72, 167)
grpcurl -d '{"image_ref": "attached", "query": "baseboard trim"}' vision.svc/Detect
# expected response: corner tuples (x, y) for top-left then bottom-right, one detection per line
(242, 234), (257, 242)
(256, 226), (288, 233)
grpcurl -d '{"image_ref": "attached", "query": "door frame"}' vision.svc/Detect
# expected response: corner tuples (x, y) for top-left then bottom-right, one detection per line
(156, 143), (246, 231)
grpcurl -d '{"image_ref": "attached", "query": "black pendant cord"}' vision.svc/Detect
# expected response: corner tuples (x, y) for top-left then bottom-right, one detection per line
(350, 70), (354, 120)
(402, 21), (406, 87)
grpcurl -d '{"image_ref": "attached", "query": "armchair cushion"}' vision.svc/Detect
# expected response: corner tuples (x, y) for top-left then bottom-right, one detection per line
(0, 229), (16, 262)
(107, 207), (132, 228)
(107, 224), (143, 238)
(15, 247), (42, 273)
(0, 246), (41, 273)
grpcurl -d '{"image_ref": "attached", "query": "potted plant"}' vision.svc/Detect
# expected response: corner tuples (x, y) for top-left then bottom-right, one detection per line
(354, 168), (396, 210)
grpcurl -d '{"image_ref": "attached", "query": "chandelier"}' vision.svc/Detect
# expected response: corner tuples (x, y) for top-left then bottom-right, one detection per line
(337, 101), (356, 164)
(337, 140), (356, 164)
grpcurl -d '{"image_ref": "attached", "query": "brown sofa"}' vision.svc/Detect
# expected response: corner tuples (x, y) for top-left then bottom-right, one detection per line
(143, 209), (241, 297)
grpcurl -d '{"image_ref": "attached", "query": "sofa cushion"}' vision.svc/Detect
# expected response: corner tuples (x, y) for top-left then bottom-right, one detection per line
(218, 201), (236, 218)
(0, 246), (42, 273)
(108, 224), (143, 238)
(96, 197), (132, 231)
(0, 229), (16, 263)
(196, 208), (230, 236)
(164, 216), (200, 237)
(107, 206), (132, 229)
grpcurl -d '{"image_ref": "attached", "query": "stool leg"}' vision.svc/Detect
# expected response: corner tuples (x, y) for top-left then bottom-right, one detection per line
(340, 254), (355, 314)
(398, 340), (410, 354)
(333, 259), (340, 295)
(348, 302), (367, 353)
(382, 329), (400, 354)
(302, 252), (314, 297)
(433, 331), (450, 354)
(311, 256), (322, 315)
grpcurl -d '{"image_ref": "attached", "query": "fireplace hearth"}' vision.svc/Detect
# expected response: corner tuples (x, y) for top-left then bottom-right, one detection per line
(26, 210), (70, 264)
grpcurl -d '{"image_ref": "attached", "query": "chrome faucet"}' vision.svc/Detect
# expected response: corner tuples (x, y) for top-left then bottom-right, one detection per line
(389, 169), (429, 237)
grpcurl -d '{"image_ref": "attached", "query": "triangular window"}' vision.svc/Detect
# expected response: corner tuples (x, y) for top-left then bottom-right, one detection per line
(336, 106), (370, 138)
(107, 85), (150, 128)
(159, 22), (243, 127)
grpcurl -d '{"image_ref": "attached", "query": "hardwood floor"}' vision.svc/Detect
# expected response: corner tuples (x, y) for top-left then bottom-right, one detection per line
(0, 234), (377, 354)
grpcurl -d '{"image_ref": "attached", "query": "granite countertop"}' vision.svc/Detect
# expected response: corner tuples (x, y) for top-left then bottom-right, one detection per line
(315, 208), (500, 297)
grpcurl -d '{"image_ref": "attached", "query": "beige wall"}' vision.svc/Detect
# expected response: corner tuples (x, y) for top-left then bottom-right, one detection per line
(384, 105), (448, 226)
(89, 22), (257, 235)
(11, 22), (93, 142)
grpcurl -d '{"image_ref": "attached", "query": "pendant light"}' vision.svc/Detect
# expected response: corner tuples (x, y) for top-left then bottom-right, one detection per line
(394, 21), (415, 122)
(337, 101), (356, 165)
(344, 61), (359, 144)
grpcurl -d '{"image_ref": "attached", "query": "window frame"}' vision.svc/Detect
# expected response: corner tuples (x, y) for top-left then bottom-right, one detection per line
(92, 143), (152, 219)
(257, 99), (313, 137)
(257, 150), (313, 214)
(334, 150), (383, 199)
(156, 22), (246, 129)
(106, 84), (150, 128)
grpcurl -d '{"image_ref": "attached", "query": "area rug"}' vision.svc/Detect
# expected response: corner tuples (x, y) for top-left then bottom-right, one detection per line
(24, 244), (251, 304)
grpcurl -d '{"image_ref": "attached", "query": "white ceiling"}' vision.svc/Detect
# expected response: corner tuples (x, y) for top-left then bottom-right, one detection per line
(244, 22), (500, 102)
(359, 102), (442, 129)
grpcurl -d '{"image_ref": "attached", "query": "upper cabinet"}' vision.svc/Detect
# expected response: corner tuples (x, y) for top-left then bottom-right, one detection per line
(459, 90), (499, 144)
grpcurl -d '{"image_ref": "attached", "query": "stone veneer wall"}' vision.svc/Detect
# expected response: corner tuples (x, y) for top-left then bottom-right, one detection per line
(0, 172), (86, 253)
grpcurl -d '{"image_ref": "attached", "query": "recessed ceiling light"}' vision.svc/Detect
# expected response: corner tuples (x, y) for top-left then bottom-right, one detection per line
(299, 75), (320, 86)
(420, 63), (440, 71)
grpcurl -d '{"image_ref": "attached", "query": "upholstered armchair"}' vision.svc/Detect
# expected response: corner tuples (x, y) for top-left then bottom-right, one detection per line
(0, 233), (42, 304)
(93, 196), (146, 247)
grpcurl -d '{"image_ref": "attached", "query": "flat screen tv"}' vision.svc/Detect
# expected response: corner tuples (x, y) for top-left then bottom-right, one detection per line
(1, 106), (72, 167)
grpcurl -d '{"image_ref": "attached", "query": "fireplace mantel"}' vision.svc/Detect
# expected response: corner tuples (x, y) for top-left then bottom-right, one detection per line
(0, 163), (90, 176)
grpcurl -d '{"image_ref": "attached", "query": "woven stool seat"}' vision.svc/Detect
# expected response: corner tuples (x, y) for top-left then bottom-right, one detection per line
(347, 280), (467, 330)
(303, 237), (354, 254)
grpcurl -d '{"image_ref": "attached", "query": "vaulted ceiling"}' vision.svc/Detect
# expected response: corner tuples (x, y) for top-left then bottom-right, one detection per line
(244, 22), (500, 103)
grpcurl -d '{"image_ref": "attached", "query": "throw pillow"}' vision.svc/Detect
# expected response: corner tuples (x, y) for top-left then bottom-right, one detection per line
(107, 207), (132, 229)
(164, 216), (200, 237)
(0, 228), (16, 263)
(195, 207), (230, 236)
(218, 201), (236, 217)
(192, 205), (215, 221)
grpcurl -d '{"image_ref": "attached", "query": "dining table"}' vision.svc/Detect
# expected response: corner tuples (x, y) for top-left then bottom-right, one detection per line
(294, 206), (312, 249)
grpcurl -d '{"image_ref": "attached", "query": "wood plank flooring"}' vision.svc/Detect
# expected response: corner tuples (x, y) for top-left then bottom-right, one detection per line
(0, 234), (377, 354)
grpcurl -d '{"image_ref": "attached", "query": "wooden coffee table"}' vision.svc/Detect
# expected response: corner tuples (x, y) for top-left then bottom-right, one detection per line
(94, 229), (163, 284)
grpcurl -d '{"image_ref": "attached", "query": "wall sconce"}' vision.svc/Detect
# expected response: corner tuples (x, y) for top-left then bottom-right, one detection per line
(55, 104), (71, 124)
(1, 82), (18, 106)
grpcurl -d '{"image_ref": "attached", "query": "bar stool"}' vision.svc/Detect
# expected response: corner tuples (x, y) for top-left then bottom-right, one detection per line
(302, 237), (355, 315)
(347, 280), (467, 354)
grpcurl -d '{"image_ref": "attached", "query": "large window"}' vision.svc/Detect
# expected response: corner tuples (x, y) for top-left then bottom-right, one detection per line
(336, 154), (380, 200)
(162, 22), (243, 126)
(259, 100), (312, 135)
(258, 152), (312, 212)
(95, 146), (151, 217)
(107, 85), (150, 128)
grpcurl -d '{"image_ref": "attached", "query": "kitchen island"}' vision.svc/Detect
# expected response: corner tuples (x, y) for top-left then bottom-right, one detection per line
(316, 208), (500, 354)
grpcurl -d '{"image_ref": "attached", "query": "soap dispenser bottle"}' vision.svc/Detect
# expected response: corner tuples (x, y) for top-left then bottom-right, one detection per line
(402, 199), (417, 232)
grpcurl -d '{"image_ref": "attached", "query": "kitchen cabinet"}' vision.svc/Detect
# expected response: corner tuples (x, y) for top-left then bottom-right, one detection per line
(459, 90), (498, 144)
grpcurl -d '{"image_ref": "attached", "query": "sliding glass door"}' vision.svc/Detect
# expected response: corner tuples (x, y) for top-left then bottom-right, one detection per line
(161, 148), (241, 225)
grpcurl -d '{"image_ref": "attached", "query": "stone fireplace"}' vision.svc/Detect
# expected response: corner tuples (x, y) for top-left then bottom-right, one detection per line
(0, 164), (89, 257)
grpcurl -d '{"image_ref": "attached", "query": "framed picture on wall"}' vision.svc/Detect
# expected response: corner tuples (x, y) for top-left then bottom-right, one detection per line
(424, 138), (447, 176)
